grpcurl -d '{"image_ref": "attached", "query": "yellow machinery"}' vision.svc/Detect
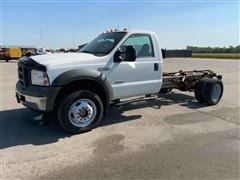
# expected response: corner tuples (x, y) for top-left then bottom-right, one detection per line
(6, 48), (22, 59)
(0, 47), (36, 62)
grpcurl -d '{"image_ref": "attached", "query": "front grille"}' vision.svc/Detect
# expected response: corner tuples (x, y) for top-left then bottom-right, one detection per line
(18, 63), (29, 87)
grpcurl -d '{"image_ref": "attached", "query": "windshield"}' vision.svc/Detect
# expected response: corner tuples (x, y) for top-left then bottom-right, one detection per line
(80, 32), (126, 56)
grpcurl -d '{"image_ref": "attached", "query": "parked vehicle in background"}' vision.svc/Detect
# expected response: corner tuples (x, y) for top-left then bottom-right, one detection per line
(21, 47), (37, 56)
(0, 47), (21, 61)
(36, 48), (46, 55)
(0, 47), (7, 60)
(15, 29), (224, 134)
(0, 46), (37, 62)
(5, 48), (22, 62)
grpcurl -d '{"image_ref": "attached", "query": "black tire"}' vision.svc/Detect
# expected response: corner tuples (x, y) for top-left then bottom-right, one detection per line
(203, 79), (223, 105)
(58, 90), (104, 134)
(194, 77), (209, 103)
(160, 88), (172, 94)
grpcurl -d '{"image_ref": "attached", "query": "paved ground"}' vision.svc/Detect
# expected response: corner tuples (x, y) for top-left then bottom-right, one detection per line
(0, 58), (239, 180)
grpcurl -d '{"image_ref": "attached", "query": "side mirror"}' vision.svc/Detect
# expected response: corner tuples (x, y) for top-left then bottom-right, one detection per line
(114, 45), (136, 62)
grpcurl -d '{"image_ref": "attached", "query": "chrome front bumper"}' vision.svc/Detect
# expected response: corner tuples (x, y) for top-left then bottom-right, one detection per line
(16, 90), (47, 111)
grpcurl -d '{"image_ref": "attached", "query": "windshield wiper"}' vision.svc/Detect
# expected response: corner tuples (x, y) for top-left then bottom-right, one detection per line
(81, 50), (108, 56)
(80, 50), (93, 54)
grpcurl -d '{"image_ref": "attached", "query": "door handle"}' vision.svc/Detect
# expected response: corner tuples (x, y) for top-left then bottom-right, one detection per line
(115, 80), (125, 84)
(98, 66), (111, 71)
(154, 63), (159, 71)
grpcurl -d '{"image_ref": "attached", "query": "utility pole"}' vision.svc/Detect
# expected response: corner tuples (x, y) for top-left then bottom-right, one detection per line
(40, 30), (43, 48)
(72, 25), (76, 49)
(0, 0), (3, 46)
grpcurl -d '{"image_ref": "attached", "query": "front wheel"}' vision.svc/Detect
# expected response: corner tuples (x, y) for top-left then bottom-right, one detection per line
(58, 90), (103, 134)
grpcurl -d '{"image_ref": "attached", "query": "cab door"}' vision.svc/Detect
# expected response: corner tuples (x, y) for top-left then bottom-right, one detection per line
(107, 33), (162, 99)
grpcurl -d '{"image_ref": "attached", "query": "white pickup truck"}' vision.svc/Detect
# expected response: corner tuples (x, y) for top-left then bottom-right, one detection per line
(16, 29), (223, 134)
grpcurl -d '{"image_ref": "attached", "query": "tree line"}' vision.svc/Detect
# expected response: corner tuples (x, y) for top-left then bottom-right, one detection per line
(186, 45), (240, 53)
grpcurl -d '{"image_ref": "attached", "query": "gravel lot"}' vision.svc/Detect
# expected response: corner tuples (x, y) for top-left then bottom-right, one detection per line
(0, 58), (239, 180)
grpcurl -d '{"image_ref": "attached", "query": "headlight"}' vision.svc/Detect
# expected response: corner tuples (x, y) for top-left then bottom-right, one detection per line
(31, 70), (49, 86)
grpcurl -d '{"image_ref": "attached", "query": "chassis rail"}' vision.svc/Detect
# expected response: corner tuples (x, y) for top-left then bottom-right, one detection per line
(162, 70), (222, 91)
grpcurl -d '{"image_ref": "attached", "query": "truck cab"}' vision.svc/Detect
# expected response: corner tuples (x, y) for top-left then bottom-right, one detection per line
(16, 29), (223, 134)
(80, 30), (163, 99)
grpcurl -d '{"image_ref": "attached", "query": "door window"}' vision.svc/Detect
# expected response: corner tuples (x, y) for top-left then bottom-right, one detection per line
(121, 34), (154, 58)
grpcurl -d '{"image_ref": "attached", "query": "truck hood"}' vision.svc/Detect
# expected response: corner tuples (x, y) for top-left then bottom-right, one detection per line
(31, 53), (103, 69)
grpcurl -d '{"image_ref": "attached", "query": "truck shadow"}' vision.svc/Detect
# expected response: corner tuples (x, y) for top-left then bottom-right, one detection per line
(0, 92), (206, 149)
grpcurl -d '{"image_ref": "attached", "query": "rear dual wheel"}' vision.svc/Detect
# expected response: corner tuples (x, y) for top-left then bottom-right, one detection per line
(194, 78), (223, 105)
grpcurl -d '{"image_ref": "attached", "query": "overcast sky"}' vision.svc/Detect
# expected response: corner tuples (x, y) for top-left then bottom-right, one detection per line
(1, 0), (239, 49)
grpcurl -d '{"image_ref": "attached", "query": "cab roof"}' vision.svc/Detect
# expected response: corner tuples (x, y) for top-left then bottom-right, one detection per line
(103, 29), (155, 35)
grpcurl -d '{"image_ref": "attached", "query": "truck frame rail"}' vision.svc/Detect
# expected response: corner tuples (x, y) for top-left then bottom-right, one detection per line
(162, 70), (222, 91)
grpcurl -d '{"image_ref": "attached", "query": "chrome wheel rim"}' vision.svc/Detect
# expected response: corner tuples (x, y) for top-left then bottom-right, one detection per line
(68, 98), (97, 127)
(211, 84), (222, 102)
